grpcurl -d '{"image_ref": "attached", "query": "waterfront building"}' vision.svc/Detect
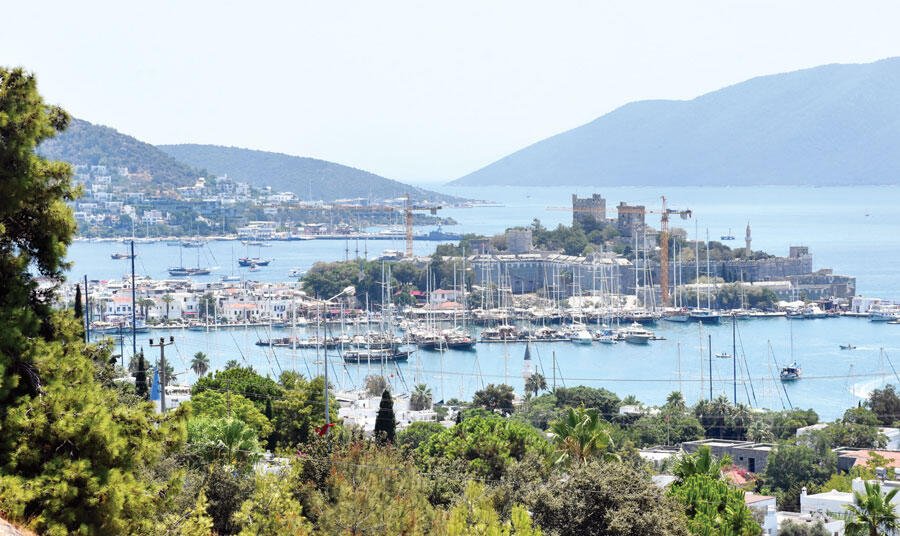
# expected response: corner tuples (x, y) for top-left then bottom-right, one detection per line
(616, 202), (646, 237)
(571, 193), (606, 227)
(505, 228), (533, 254)
(469, 251), (632, 297)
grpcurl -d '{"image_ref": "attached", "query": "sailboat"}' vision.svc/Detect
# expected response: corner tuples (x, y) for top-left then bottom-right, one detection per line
(689, 227), (720, 324)
(168, 243), (210, 276)
(779, 317), (801, 381)
(780, 363), (802, 381)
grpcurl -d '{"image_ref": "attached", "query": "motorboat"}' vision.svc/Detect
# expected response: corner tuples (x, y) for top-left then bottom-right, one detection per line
(801, 304), (828, 319)
(238, 257), (271, 267)
(839, 344), (856, 350)
(594, 327), (617, 344)
(561, 323), (593, 344)
(570, 327), (594, 345)
(111, 252), (135, 260)
(288, 268), (306, 278)
(619, 322), (654, 345)
(780, 362), (801, 381)
(870, 305), (900, 322)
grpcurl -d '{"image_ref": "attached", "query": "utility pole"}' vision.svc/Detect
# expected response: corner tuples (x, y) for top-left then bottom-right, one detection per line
(130, 241), (137, 358)
(552, 351), (557, 393)
(84, 275), (90, 342)
(708, 334), (713, 400)
(150, 336), (175, 413)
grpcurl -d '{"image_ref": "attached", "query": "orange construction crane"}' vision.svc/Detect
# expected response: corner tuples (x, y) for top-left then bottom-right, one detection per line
(329, 195), (442, 257)
(648, 196), (691, 307)
(403, 194), (441, 257)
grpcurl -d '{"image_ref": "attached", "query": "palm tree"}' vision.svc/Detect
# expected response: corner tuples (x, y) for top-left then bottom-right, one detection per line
(191, 351), (210, 377)
(548, 406), (619, 465)
(218, 418), (261, 466)
(665, 391), (686, 411)
(524, 373), (547, 398)
(672, 445), (731, 483)
(410, 383), (432, 411)
(844, 480), (900, 536)
(161, 294), (174, 323)
(137, 298), (156, 318)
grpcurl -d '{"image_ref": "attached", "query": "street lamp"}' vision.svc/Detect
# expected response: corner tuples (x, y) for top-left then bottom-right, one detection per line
(320, 285), (356, 434)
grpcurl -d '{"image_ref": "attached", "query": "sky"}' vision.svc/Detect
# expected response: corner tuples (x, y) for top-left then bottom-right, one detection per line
(4, 1), (900, 183)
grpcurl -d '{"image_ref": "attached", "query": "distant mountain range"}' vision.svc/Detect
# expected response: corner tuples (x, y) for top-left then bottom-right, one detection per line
(39, 119), (458, 203)
(158, 144), (458, 203)
(451, 57), (900, 187)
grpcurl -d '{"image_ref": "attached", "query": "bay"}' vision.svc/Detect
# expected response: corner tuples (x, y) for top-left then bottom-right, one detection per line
(68, 185), (900, 420)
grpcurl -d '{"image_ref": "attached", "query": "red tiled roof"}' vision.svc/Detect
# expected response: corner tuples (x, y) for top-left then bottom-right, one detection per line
(840, 449), (900, 467)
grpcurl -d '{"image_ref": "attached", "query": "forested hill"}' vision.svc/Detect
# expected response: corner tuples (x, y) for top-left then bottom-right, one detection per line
(158, 144), (460, 203)
(38, 118), (200, 186)
(451, 57), (900, 187)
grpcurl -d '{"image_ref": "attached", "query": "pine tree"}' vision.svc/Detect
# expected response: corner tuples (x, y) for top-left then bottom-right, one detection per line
(134, 352), (148, 398)
(73, 283), (83, 319)
(374, 389), (396, 443)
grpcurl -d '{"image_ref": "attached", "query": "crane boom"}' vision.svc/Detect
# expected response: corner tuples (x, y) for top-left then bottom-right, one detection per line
(652, 196), (691, 307)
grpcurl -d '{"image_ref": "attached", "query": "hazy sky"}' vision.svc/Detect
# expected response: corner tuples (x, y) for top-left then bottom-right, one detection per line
(4, 1), (900, 183)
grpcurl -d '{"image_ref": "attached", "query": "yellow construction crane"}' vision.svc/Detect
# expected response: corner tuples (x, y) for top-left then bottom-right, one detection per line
(648, 196), (691, 307)
(549, 197), (691, 306)
(403, 194), (442, 257)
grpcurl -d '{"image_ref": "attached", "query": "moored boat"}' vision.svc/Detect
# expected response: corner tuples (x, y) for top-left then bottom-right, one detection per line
(780, 362), (801, 381)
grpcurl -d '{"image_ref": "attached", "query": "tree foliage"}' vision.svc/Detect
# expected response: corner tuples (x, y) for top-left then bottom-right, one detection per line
(418, 414), (548, 480)
(192, 365), (282, 413)
(867, 384), (900, 427)
(375, 389), (397, 443)
(472, 383), (516, 415)
(844, 480), (900, 536)
(548, 406), (619, 465)
(528, 460), (689, 536)
(0, 67), (187, 535)
(272, 371), (337, 447)
(669, 474), (761, 536)
(189, 389), (273, 440)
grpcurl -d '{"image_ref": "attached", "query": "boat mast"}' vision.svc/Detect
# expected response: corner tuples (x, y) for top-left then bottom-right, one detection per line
(695, 219), (700, 309)
(705, 228), (711, 310)
(732, 313), (737, 404)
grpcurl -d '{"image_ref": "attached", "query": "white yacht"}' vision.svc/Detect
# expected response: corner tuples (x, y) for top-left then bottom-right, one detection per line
(619, 322), (654, 345)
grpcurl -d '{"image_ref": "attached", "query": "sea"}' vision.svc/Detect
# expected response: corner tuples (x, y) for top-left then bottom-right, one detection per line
(65, 185), (900, 420)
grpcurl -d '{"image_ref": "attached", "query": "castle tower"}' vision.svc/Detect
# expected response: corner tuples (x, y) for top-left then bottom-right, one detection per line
(745, 222), (752, 257)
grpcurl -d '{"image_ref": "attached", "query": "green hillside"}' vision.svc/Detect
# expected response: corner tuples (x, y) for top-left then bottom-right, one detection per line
(158, 144), (459, 203)
(38, 118), (200, 186)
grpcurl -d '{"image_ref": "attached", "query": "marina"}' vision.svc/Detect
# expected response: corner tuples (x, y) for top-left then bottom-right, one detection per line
(65, 185), (900, 421)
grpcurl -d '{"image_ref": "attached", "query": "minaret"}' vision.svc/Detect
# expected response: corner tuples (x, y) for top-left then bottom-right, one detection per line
(745, 222), (752, 257)
(522, 341), (533, 379)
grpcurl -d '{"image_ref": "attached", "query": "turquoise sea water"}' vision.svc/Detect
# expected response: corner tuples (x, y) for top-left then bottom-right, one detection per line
(67, 185), (900, 419)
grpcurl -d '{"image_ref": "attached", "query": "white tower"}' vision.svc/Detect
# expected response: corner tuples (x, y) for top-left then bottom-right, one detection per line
(745, 223), (752, 257)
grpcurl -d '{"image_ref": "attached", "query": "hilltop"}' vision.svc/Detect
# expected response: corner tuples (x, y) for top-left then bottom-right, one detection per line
(38, 118), (200, 186)
(158, 144), (460, 203)
(451, 57), (900, 187)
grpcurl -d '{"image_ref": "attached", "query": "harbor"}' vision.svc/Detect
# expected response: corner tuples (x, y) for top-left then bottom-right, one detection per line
(61, 184), (900, 422)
